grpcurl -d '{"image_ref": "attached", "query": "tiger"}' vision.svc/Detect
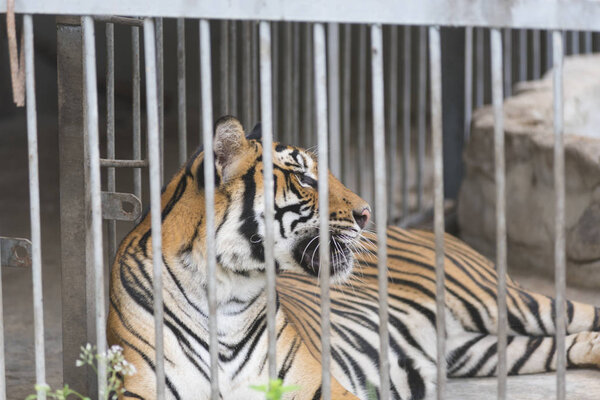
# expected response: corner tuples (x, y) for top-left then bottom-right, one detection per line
(108, 115), (600, 400)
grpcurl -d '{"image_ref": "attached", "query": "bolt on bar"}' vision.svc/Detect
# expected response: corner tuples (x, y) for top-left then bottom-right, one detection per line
(503, 29), (512, 97)
(313, 23), (332, 399)
(387, 25), (398, 220)
(132, 26), (142, 202)
(519, 29), (527, 82)
(259, 21), (278, 381)
(417, 26), (427, 212)
(342, 24), (352, 187)
(82, 15), (107, 399)
(552, 29), (566, 400)
(199, 18), (219, 400)
(464, 27), (473, 141)
(106, 22), (117, 261)
(476, 27), (484, 108)
(0, 244), (4, 400)
(177, 18), (188, 165)
(25, 14), (47, 400)
(371, 23), (390, 399)
(429, 25), (447, 400)
(490, 28), (508, 400)
(402, 26), (412, 219)
(156, 18), (165, 183)
(142, 18), (166, 400)
(328, 23), (341, 178)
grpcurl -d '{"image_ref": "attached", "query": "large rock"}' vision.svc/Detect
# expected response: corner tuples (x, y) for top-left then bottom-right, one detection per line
(458, 55), (600, 288)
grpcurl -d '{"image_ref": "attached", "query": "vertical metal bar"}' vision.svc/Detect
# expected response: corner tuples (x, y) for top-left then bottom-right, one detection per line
(584, 31), (593, 53)
(24, 15), (47, 399)
(284, 22), (293, 144)
(388, 25), (398, 220)
(230, 21), (238, 116)
(429, 25), (446, 400)
(292, 23), (301, 145)
(417, 27), (427, 212)
(313, 23), (331, 400)
(464, 27), (473, 140)
(0, 242), (4, 400)
(106, 22), (117, 261)
(328, 23), (341, 177)
(532, 29), (541, 79)
(252, 22), (260, 124)
(177, 18), (188, 165)
(272, 22), (279, 139)
(199, 19), (219, 400)
(303, 23), (313, 147)
(503, 29), (512, 97)
(82, 15), (107, 399)
(221, 20), (230, 115)
(243, 21), (253, 128)
(552, 30), (566, 400)
(491, 28), (508, 400)
(132, 26), (142, 202)
(259, 21), (278, 381)
(155, 18), (164, 183)
(570, 31), (579, 55)
(143, 18), (166, 400)
(358, 25), (368, 200)
(546, 31), (553, 73)
(371, 23), (390, 400)
(519, 29), (527, 82)
(402, 26), (411, 219)
(475, 27), (484, 107)
(342, 24), (352, 186)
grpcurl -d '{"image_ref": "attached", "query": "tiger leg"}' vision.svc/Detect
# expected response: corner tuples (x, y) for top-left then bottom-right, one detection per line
(502, 286), (600, 336)
(447, 331), (600, 377)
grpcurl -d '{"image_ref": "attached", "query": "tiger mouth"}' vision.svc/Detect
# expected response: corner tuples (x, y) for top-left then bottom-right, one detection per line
(292, 235), (354, 278)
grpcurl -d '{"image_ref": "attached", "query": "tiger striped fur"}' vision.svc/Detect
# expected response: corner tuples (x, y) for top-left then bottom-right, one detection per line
(108, 116), (600, 399)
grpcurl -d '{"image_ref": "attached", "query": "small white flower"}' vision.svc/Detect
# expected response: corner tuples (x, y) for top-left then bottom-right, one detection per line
(75, 359), (84, 367)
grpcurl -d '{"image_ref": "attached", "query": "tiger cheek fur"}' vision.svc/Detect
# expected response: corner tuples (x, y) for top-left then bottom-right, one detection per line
(108, 116), (600, 400)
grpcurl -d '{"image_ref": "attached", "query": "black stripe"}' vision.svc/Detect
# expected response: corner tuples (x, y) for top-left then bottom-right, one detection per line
(509, 336), (544, 375)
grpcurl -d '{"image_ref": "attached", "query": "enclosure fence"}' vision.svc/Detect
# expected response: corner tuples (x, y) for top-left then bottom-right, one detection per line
(1, 0), (600, 399)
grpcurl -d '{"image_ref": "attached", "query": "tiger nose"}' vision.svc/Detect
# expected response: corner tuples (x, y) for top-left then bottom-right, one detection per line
(352, 207), (371, 230)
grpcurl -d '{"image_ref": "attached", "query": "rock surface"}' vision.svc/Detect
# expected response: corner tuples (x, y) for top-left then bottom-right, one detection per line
(458, 55), (600, 287)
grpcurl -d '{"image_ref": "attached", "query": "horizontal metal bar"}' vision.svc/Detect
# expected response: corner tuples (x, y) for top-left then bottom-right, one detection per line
(94, 15), (143, 26)
(3, 0), (600, 30)
(100, 158), (148, 168)
(101, 192), (142, 221)
(0, 237), (32, 268)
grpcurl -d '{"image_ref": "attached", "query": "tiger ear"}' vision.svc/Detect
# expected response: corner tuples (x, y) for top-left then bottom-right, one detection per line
(213, 116), (248, 180)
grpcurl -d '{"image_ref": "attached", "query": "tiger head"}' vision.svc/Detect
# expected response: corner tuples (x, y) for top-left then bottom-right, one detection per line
(166, 116), (370, 283)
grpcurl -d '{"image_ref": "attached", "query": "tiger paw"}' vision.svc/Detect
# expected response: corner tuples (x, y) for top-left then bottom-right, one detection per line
(569, 332), (600, 368)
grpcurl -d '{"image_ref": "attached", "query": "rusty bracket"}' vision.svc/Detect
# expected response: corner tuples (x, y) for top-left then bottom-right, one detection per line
(101, 191), (142, 221)
(0, 237), (32, 268)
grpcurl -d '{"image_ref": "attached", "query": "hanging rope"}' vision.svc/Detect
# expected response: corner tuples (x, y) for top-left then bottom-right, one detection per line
(6, 0), (26, 107)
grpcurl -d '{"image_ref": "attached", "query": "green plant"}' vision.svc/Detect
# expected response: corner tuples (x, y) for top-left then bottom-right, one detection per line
(26, 344), (136, 400)
(250, 378), (300, 400)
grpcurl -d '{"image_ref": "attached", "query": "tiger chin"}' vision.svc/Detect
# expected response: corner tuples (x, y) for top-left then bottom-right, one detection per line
(108, 116), (600, 400)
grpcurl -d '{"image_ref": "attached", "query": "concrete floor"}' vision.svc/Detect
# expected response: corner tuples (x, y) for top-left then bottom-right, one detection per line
(1, 113), (599, 399)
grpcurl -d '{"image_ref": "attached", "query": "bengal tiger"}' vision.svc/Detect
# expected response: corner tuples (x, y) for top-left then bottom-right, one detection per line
(108, 115), (600, 400)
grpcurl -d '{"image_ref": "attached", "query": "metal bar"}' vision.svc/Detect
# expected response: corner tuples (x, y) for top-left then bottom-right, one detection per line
(519, 29), (527, 81)
(199, 18), (219, 400)
(259, 21), (278, 381)
(82, 15), (107, 399)
(132, 26), (142, 201)
(371, 23), (390, 400)
(313, 23), (331, 399)
(491, 28), (508, 400)
(272, 22), (279, 139)
(357, 24), (367, 200)
(532, 29), (541, 79)
(106, 22), (117, 262)
(94, 15), (143, 26)
(342, 24), (352, 186)
(57, 17), (90, 394)
(402, 25), (411, 219)
(143, 17), (166, 400)
(464, 26), (472, 140)
(475, 27), (484, 107)
(243, 21), (253, 127)
(177, 18), (188, 165)
(303, 22), (313, 147)
(328, 23), (341, 177)
(292, 23), (301, 145)
(387, 25), (398, 219)
(252, 21), (260, 124)
(230, 21), (239, 116)
(570, 31), (579, 54)
(100, 159), (148, 168)
(0, 241), (4, 400)
(284, 22), (293, 144)
(503, 28), (512, 97)
(156, 17), (164, 183)
(24, 14), (47, 399)
(552, 29), (566, 400)
(7, 1), (600, 31)
(429, 25), (446, 400)
(221, 20), (230, 115)
(417, 26), (427, 212)
(584, 31), (593, 53)
(546, 30), (553, 73)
